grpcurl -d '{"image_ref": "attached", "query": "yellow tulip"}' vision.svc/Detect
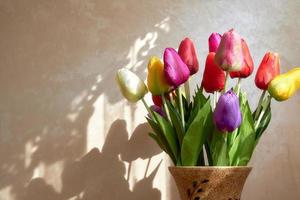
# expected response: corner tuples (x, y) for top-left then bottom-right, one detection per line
(268, 68), (300, 101)
(147, 56), (170, 95)
(116, 68), (148, 103)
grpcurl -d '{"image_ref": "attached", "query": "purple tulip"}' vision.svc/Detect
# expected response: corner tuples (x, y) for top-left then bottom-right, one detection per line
(149, 105), (166, 118)
(209, 32), (222, 53)
(164, 48), (190, 88)
(213, 90), (242, 132)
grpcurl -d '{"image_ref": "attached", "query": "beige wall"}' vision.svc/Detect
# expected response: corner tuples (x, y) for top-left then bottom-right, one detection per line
(0, 0), (300, 199)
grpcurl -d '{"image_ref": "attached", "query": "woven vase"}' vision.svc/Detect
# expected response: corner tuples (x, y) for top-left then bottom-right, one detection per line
(169, 166), (252, 200)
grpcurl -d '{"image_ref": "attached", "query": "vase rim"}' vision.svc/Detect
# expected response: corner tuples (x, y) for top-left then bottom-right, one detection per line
(169, 166), (252, 170)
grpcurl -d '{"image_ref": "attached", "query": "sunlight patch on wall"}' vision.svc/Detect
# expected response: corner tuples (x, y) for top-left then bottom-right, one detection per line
(155, 17), (170, 33)
(83, 15), (171, 200)
(0, 186), (13, 200)
(86, 94), (105, 152)
(124, 16), (170, 72)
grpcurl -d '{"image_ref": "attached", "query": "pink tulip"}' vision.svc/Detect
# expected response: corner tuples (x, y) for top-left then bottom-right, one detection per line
(214, 29), (244, 71)
(209, 32), (222, 53)
(164, 48), (190, 88)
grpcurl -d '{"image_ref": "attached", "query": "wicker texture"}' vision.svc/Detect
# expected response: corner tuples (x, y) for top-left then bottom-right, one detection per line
(169, 166), (252, 200)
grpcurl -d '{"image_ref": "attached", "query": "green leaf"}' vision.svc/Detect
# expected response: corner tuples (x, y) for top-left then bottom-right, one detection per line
(204, 142), (213, 166)
(186, 88), (209, 129)
(166, 100), (185, 145)
(182, 94), (193, 120)
(210, 128), (229, 166)
(146, 117), (175, 162)
(153, 112), (179, 162)
(148, 132), (166, 152)
(228, 95), (256, 166)
(181, 100), (213, 166)
(255, 100), (272, 143)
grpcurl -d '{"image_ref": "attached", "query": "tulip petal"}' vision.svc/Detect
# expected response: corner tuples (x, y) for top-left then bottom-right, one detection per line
(164, 48), (190, 88)
(230, 39), (254, 78)
(150, 105), (166, 117)
(116, 68), (148, 102)
(202, 52), (226, 93)
(147, 56), (170, 95)
(268, 68), (300, 101)
(215, 29), (244, 72)
(178, 37), (199, 75)
(255, 52), (280, 90)
(213, 90), (242, 132)
(209, 32), (222, 53)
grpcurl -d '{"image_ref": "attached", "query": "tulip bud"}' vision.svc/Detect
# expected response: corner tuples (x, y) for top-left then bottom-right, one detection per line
(164, 48), (190, 88)
(152, 95), (163, 107)
(116, 68), (148, 103)
(147, 56), (170, 95)
(229, 39), (254, 78)
(150, 105), (166, 117)
(213, 90), (242, 132)
(268, 68), (300, 101)
(214, 29), (244, 71)
(202, 52), (226, 93)
(208, 32), (222, 53)
(178, 37), (199, 75)
(255, 52), (280, 90)
(152, 92), (172, 107)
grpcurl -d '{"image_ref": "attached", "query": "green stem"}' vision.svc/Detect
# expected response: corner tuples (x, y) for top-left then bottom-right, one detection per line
(142, 98), (155, 120)
(254, 95), (271, 129)
(161, 95), (171, 122)
(143, 98), (176, 165)
(254, 90), (266, 120)
(205, 142), (213, 166)
(223, 71), (230, 94)
(236, 78), (241, 96)
(184, 79), (191, 103)
(213, 91), (217, 110)
(176, 87), (185, 130)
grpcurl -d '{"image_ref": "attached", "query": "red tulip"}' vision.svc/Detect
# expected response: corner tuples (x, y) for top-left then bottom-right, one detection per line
(255, 52), (280, 90)
(178, 37), (199, 75)
(230, 39), (254, 78)
(152, 95), (163, 107)
(202, 52), (226, 93)
(152, 90), (175, 107)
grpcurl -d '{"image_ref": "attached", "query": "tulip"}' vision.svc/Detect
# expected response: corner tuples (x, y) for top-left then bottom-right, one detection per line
(152, 95), (163, 107)
(214, 29), (244, 71)
(230, 39), (254, 78)
(116, 68), (148, 103)
(268, 68), (300, 101)
(202, 52), (226, 93)
(209, 32), (222, 53)
(147, 56), (170, 95)
(150, 105), (166, 117)
(152, 92), (174, 107)
(164, 48), (190, 88)
(255, 52), (280, 90)
(213, 90), (242, 132)
(178, 37), (199, 75)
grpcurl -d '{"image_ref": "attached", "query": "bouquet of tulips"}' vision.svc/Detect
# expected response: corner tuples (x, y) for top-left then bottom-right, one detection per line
(116, 29), (300, 166)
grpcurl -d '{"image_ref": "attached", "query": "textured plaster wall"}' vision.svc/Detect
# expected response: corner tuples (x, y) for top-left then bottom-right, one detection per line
(0, 0), (300, 199)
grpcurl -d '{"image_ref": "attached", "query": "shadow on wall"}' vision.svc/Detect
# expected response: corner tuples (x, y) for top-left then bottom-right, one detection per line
(24, 120), (162, 200)
(0, 0), (173, 199)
